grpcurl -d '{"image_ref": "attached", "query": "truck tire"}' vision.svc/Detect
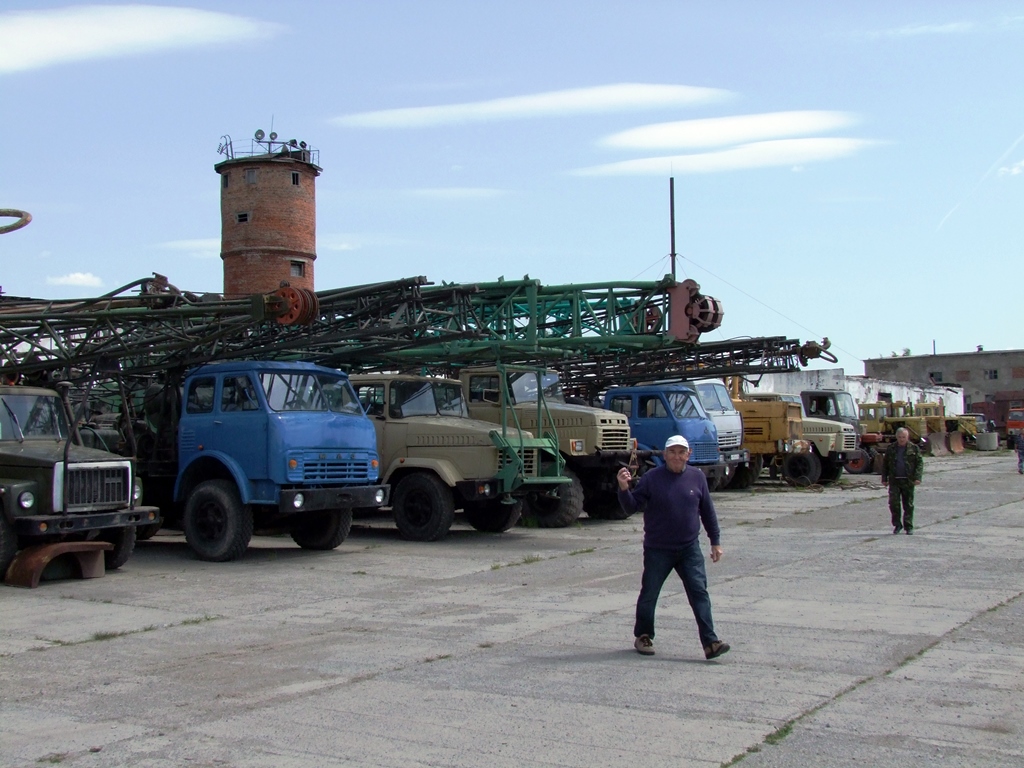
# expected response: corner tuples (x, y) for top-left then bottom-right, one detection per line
(183, 480), (253, 562)
(392, 473), (455, 541)
(783, 452), (822, 485)
(845, 450), (873, 474)
(135, 522), (162, 541)
(98, 526), (137, 570)
(463, 499), (522, 532)
(585, 492), (632, 520)
(290, 509), (353, 550)
(818, 459), (844, 483)
(524, 467), (584, 528)
(0, 514), (17, 579)
(728, 455), (763, 490)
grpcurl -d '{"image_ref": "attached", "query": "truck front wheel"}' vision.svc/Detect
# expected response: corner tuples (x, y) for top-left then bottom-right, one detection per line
(98, 526), (137, 570)
(727, 455), (763, 490)
(0, 514), (17, 578)
(290, 509), (353, 550)
(524, 467), (584, 528)
(392, 473), (455, 541)
(818, 458), (844, 484)
(783, 452), (822, 485)
(183, 480), (253, 562)
(463, 499), (522, 532)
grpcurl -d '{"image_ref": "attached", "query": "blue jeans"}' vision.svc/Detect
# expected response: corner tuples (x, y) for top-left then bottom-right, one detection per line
(634, 540), (719, 647)
(1017, 448), (1024, 473)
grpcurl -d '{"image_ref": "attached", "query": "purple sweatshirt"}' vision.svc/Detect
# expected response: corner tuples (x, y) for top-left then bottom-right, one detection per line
(618, 464), (721, 549)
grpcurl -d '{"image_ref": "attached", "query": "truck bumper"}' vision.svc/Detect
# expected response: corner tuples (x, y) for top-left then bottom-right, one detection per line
(721, 449), (750, 467)
(278, 485), (389, 514)
(573, 450), (657, 470)
(692, 460), (728, 482)
(13, 506), (161, 536)
(455, 478), (569, 502)
(827, 452), (849, 464)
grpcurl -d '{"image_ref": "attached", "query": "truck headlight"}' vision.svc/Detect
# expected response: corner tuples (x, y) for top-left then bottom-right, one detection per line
(374, 489), (385, 504)
(18, 491), (35, 509)
(133, 477), (144, 502)
(570, 439), (585, 454)
(292, 493), (305, 509)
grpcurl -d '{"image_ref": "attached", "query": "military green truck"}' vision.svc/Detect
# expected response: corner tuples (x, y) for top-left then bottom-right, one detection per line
(350, 374), (567, 540)
(458, 368), (645, 526)
(1, 384), (160, 577)
(742, 392), (857, 484)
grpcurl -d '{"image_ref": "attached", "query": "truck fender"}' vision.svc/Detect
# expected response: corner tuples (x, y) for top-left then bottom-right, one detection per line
(174, 452), (253, 505)
(383, 458), (462, 488)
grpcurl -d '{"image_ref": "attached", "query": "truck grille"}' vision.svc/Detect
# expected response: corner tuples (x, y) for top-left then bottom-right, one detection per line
(597, 427), (630, 451)
(843, 432), (857, 451)
(500, 448), (538, 477)
(717, 429), (742, 450)
(689, 443), (719, 463)
(300, 456), (375, 482)
(66, 465), (130, 510)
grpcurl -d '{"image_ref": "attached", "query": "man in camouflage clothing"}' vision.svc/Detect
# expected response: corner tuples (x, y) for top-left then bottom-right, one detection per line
(882, 427), (924, 534)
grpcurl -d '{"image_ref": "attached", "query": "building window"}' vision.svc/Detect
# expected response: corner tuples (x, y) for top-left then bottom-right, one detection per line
(929, 371), (943, 383)
(290, 261), (304, 277)
(956, 370), (970, 382)
(222, 173), (230, 189)
(291, 172), (300, 186)
(244, 168), (257, 184)
(236, 212), (249, 223)
(984, 369), (998, 380)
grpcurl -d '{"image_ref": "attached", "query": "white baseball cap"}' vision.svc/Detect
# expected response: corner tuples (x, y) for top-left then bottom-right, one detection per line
(664, 435), (690, 450)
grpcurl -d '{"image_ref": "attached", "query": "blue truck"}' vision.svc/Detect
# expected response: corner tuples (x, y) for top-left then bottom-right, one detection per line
(131, 361), (388, 561)
(603, 384), (736, 488)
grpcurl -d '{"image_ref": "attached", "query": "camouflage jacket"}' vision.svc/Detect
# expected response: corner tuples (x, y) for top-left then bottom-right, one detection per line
(881, 441), (924, 483)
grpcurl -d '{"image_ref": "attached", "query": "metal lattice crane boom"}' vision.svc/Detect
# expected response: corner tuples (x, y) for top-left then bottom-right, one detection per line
(0, 272), (833, 391)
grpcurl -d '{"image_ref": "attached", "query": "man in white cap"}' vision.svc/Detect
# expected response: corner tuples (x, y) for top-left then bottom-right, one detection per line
(616, 434), (729, 660)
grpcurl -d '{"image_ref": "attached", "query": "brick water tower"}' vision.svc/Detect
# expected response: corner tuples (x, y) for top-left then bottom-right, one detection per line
(214, 129), (322, 296)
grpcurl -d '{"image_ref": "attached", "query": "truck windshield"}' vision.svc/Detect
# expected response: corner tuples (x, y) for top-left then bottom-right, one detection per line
(1009, 411), (1024, 421)
(835, 393), (858, 418)
(259, 372), (363, 414)
(0, 393), (69, 440)
(695, 382), (734, 412)
(390, 381), (468, 418)
(508, 371), (564, 404)
(666, 392), (704, 420)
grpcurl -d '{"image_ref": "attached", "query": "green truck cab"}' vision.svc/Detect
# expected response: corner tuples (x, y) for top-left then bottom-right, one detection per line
(1, 384), (160, 576)
(459, 368), (642, 526)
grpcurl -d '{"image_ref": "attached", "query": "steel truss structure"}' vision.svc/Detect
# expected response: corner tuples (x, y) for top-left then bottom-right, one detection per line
(0, 273), (834, 392)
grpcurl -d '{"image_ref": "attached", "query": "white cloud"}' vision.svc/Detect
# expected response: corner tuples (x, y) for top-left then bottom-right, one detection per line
(867, 21), (975, 38)
(600, 111), (858, 150)
(331, 83), (732, 128)
(572, 138), (876, 176)
(998, 159), (1024, 176)
(47, 272), (103, 287)
(156, 238), (221, 259)
(0, 5), (282, 74)
(406, 188), (507, 200)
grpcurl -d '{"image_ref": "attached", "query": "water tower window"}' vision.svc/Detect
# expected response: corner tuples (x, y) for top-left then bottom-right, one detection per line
(290, 261), (305, 277)
(244, 168), (257, 184)
(222, 173), (230, 189)
(291, 172), (300, 186)
(236, 212), (249, 224)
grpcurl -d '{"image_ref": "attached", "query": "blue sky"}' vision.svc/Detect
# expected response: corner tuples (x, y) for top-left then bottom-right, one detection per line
(1, 2), (1022, 370)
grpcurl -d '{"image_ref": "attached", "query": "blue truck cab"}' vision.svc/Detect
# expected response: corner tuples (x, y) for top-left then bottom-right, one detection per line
(603, 384), (727, 486)
(174, 361), (388, 561)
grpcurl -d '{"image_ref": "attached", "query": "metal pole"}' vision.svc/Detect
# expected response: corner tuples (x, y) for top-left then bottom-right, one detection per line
(669, 178), (676, 279)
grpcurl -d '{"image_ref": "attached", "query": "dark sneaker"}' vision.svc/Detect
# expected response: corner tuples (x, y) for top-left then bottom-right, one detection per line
(633, 635), (655, 655)
(704, 640), (730, 660)
(905, 528), (913, 535)
(893, 526), (902, 534)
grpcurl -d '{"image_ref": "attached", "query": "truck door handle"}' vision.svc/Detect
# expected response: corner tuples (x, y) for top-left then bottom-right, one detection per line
(213, 420), (223, 425)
